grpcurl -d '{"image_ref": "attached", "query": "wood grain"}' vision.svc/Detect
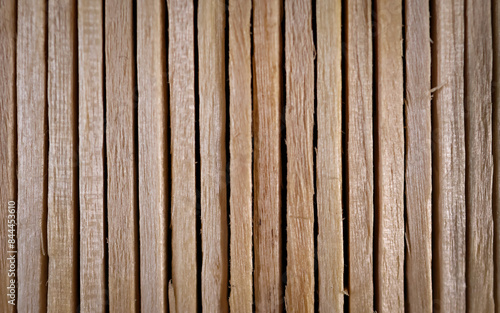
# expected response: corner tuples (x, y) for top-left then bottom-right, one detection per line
(432, 0), (466, 311)
(17, 0), (49, 311)
(316, 0), (343, 311)
(168, 0), (197, 311)
(105, 0), (139, 311)
(78, 0), (106, 311)
(404, 0), (432, 311)
(494, 0), (500, 310)
(465, 0), (494, 311)
(228, 0), (253, 312)
(252, 0), (283, 311)
(47, 0), (78, 311)
(346, 0), (374, 311)
(198, 1), (229, 311)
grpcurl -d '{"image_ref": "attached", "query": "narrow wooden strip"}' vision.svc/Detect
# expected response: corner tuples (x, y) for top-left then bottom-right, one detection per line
(404, 0), (432, 311)
(346, 0), (374, 311)
(316, 0), (343, 311)
(253, 0), (283, 311)
(104, 0), (138, 311)
(432, 0), (466, 311)
(17, 0), (48, 311)
(198, 1), (229, 311)
(0, 1), (16, 312)
(465, 0), (494, 310)
(47, 0), (78, 311)
(78, 0), (106, 311)
(494, 0), (500, 308)
(228, 0), (253, 311)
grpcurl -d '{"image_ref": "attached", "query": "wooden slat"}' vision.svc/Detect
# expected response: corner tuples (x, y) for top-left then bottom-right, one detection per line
(253, 0), (283, 311)
(316, 0), (343, 311)
(17, 0), (48, 311)
(228, 0), (253, 312)
(346, 0), (374, 311)
(404, 0), (432, 311)
(465, 0), (494, 311)
(78, 0), (106, 311)
(104, 0), (138, 311)
(47, 0), (78, 311)
(198, 1), (229, 311)
(375, 0), (404, 312)
(494, 0), (500, 308)
(432, 0), (466, 311)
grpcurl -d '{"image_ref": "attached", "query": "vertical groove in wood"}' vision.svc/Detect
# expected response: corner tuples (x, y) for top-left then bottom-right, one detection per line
(432, 0), (466, 311)
(78, 0), (106, 311)
(198, 1), (229, 311)
(47, 0), (78, 311)
(17, 0), (49, 311)
(228, 0), (253, 312)
(252, 0), (283, 311)
(346, 0), (374, 311)
(404, 0), (432, 311)
(104, 0), (138, 311)
(493, 0), (500, 309)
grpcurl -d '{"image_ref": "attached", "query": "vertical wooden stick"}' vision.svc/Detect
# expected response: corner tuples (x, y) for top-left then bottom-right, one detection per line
(493, 0), (500, 308)
(228, 0), (253, 312)
(465, 0), (494, 311)
(432, 0), (466, 311)
(78, 0), (106, 311)
(105, 0), (138, 311)
(316, 0), (343, 311)
(253, 0), (283, 311)
(404, 0), (432, 311)
(17, 0), (48, 311)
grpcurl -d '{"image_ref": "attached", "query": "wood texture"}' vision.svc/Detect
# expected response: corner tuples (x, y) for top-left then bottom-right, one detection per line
(105, 0), (138, 311)
(17, 0), (49, 311)
(432, 0), (466, 311)
(198, 1), (229, 311)
(47, 0), (78, 311)
(346, 0), (374, 311)
(78, 0), (106, 311)
(168, 0), (197, 311)
(494, 0), (500, 310)
(253, 0), (283, 311)
(137, 0), (168, 312)
(375, 0), (404, 312)
(228, 0), (253, 312)
(465, 0), (494, 311)
(404, 0), (432, 311)
(316, 0), (343, 311)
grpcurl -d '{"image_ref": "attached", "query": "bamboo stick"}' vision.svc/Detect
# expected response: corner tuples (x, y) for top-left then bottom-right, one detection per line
(493, 0), (500, 309)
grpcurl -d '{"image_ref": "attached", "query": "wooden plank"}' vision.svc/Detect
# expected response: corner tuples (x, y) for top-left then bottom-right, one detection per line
(346, 0), (374, 311)
(0, 1), (16, 312)
(47, 0), (78, 311)
(78, 0), (106, 311)
(465, 0), (494, 311)
(284, 0), (314, 311)
(432, 0), (466, 311)
(316, 0), (343, 311)
(228, 0), (253, 312)
(198, 1), (229, 311)
(104, 0), (138, 311)
(494, 0), (500, 309)
(17, 0), (49, 311)
(375, 0), (404, 312)
(404, 0), (432, 311)
(167, 0), (197, 311)
(252, 0), (283, 311)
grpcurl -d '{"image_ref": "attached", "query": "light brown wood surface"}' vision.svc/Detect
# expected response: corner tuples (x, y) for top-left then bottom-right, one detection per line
(105, 0), (138, 311)
(432, 0), (466, 311)
(494, 0), (500, 310)
(375, 0), (404, 312)
(17, 0), (49, 311)
(404, 0), (432, 311)
(137, 0), (168, 312)
(346, 0), (374, 311)
(228, 0), (253, 312)
(253, 0), (283, 311)
(78, 0), (106, 311)
(316, 0), (343, 311)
